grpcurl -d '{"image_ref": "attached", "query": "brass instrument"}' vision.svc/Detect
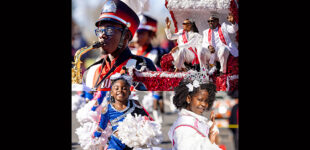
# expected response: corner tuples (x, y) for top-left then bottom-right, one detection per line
(72, 41), (103, 84)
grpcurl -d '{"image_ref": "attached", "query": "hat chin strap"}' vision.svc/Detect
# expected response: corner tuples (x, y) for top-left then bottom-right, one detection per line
(117, 27), (129, 49)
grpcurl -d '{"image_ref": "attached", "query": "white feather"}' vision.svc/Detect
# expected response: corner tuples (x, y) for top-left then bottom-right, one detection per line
(121, 0), (150, 15)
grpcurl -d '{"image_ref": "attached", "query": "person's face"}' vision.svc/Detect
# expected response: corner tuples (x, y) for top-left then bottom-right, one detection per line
(182, 20), (192, 32)
(137, 30), (150, 46)
(96, 21), (124, 55)
(110, 79), (131, 102)
(186, 89), (209, 115)
(208, 17), (219, 29)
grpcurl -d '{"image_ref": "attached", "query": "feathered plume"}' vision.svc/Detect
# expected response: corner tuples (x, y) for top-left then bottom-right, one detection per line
(121, 0), (150, 15)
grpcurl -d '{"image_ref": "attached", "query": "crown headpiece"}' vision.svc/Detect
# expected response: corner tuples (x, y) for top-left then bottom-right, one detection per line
(183, 66), (210, 92)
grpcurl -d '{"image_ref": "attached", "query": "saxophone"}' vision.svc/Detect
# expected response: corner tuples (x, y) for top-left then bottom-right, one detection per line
(72, 41), (103, 84)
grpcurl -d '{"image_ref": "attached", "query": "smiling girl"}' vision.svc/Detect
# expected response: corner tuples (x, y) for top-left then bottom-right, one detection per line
(93, 73), (161, 150)
(168, 79), (221, 150)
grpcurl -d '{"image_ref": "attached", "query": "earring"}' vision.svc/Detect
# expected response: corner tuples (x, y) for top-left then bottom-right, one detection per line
(186, 96), (191, 104)
(110, 96), (115, 103)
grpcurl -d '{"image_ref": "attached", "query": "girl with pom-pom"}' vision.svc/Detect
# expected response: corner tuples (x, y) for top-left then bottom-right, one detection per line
(168, 79), (221, 150)
(93, 73), (161, 150)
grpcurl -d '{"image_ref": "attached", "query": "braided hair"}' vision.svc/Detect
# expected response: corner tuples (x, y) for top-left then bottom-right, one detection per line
(173, 79), (217, 111)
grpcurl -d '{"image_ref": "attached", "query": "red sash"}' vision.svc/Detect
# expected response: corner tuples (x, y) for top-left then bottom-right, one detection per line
(182, 30), (199, 65)
(208, 24), (227, 46)
(172, 124), (206, 146)
(93, 56), (130, 91)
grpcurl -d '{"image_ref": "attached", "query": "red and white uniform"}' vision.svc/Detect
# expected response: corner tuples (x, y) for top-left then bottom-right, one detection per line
(201, 22), (238, 73)
(165, 28), (202, 70)
(131, 45), (159, 68)
(82, 48), (157, 91)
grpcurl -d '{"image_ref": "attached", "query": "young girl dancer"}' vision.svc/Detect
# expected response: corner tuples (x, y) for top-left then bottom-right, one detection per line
(93, 73), (161, 150)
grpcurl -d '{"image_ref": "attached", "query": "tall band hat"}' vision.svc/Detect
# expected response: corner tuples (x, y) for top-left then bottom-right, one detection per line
(95, 0), (140, 38)
(138, 14), (157, 32)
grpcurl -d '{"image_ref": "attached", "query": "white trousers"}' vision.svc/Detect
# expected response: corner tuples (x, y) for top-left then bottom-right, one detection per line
(199, 46), (230, 73)
(171, 48), (196, 70)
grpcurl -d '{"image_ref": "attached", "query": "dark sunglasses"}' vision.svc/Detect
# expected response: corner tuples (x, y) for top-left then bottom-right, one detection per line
(182, 22), (191, 25)
(208, 20), (216, 23)
(94, 26), (123, 37)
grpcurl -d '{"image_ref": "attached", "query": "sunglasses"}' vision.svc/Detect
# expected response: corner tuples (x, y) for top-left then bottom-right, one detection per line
(208, 20), (216, 23)
(94, 26), (123, 37)
(182, 22), (191, 25)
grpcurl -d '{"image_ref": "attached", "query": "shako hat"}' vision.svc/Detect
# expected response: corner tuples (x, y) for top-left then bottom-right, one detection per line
(137, 14), (157, 32)
(95, 0), (140, 37)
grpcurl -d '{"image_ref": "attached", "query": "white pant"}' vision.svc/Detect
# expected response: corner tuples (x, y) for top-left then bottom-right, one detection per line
(199, 46), (230, 73)
(171, 47), (196, 70)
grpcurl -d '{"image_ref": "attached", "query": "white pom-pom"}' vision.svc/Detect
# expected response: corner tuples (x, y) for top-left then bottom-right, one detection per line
(76, 92), (110, 125)
(72, 94), (86, 111)
(75, 122), (113, 150)
(117, 114), (163, 148)
(76, 100), (102, 125)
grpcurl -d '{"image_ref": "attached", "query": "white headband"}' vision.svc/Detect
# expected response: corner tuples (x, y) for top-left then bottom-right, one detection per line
(110, 73), (133, 86)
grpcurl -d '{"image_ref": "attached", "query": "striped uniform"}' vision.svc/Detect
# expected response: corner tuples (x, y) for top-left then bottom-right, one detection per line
(82, 47), (156, 91)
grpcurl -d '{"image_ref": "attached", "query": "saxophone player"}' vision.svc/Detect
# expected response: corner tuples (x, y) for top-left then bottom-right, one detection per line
(82, 0), (156, 92)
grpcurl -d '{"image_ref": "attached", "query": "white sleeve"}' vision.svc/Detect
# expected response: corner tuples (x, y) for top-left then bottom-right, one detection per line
(202, 30), (210, 49)
(173, 126), (221, 150)
(178, 33), (202, 49)
(165, 28), (179, 40)
(224, 22), (238, 34)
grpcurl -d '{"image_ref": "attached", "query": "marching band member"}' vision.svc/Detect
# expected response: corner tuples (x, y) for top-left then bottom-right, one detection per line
(82, 0), (156, 92)
(130, 14), (168, 71)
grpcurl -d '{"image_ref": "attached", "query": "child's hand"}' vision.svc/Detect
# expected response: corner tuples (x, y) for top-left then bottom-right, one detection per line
(208, 111), (218, 144)
(210, 111), (215, 122)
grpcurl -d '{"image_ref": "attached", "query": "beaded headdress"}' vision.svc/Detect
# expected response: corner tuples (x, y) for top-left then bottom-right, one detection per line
(183, 66), (210, 92)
